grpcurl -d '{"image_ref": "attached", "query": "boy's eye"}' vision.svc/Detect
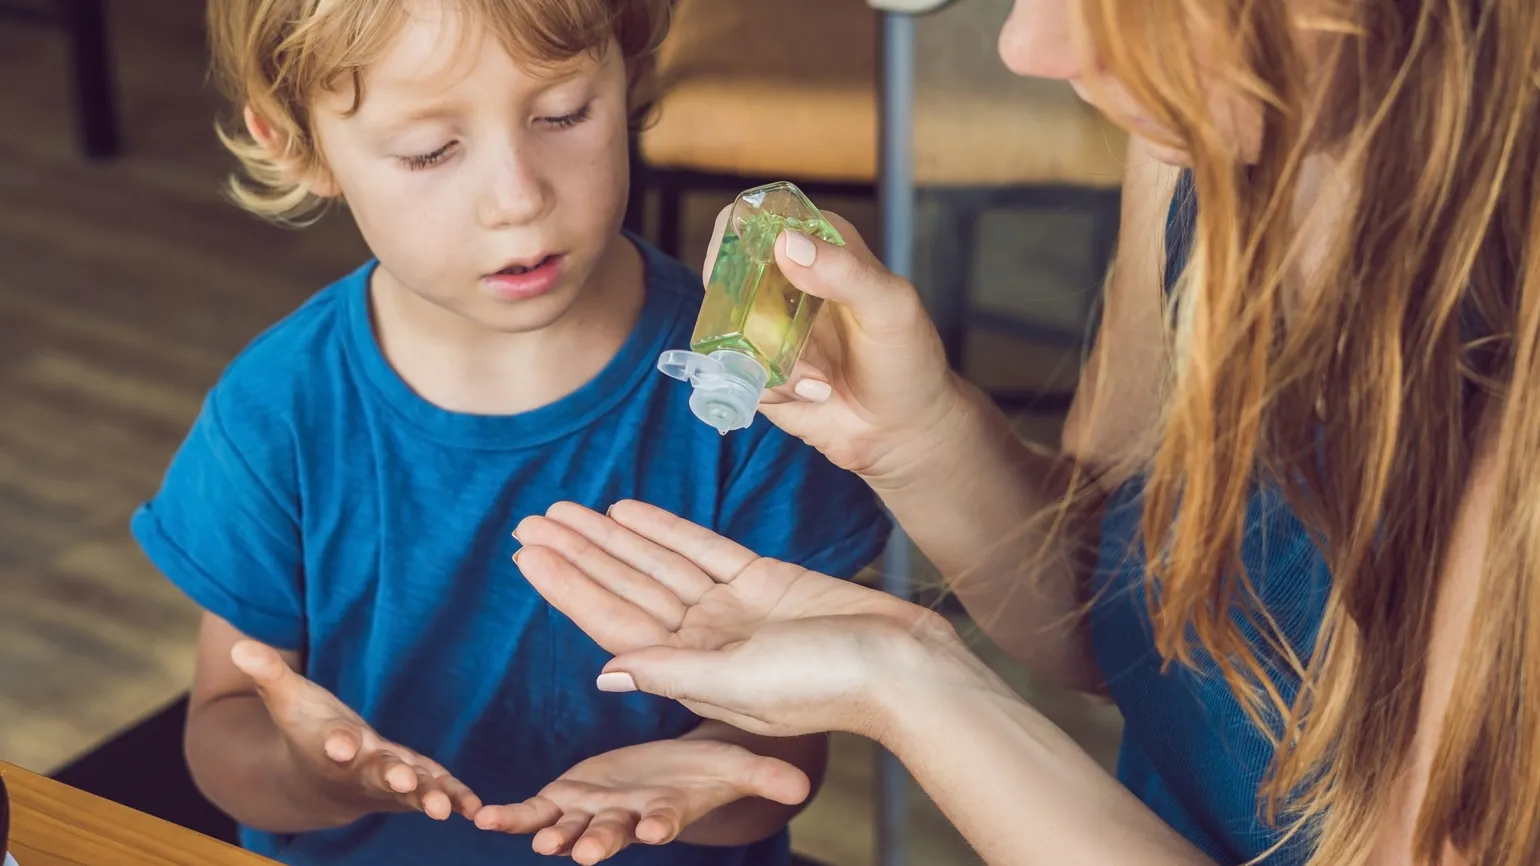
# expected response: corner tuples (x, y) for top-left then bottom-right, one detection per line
(542, 102), (593, 130)
(400, 142), (455, 171)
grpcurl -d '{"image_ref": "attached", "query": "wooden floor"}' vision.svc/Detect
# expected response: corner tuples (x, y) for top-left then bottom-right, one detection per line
(0, 2), (1120, 865)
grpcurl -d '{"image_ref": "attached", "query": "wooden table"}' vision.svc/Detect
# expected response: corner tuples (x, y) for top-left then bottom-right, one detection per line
(1, 762), (274, 865)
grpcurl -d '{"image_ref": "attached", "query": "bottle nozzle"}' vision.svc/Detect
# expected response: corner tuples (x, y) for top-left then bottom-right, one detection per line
(657, 349), (769, 434)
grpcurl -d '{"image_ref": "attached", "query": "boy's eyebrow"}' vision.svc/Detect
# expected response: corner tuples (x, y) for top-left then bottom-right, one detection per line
(364, 63), (595, 136)
(371, 103), (466, 133)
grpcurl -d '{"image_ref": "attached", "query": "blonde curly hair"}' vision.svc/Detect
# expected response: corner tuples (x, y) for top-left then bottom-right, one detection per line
(207, 0), (671, 225)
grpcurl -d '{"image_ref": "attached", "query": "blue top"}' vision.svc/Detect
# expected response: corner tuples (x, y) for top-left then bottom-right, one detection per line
(131, 237), (891, 866)
(1087, 173), (1329, 864)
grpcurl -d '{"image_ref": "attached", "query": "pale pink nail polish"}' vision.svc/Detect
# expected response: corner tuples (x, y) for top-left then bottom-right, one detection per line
(783, 232), (816, 267)
(596, 672), (637, 693)
(793, 379), (832, 403)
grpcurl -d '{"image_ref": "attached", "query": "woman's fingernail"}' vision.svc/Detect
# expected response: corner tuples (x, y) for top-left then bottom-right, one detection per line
(596, 672), (638, 693)
(511, 548), (523, 566)
(793, 379), (832, 403)
(783, 231), (817, 268)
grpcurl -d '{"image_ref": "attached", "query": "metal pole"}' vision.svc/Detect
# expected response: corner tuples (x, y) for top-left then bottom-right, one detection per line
(876, 10), (916, 866)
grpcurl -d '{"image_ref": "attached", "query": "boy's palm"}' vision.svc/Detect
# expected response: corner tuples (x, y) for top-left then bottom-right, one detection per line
(231, 640), (482, 822)
(473, 738), (808, 865)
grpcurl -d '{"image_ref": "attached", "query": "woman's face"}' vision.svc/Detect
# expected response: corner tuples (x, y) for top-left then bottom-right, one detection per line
(998, 0), (1264, 165)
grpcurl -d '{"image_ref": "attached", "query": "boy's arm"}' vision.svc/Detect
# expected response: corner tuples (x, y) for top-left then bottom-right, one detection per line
(185, 613), (367, 832)
(185, 613), (483, 833)
(672, 722), (829, 847)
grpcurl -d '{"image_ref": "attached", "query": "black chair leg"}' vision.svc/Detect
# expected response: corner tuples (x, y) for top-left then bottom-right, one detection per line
(657, 175), (686, 259)
(61, 0), (120, 159)
(624, 136), (648, 237)
(924, 193), (980, 372)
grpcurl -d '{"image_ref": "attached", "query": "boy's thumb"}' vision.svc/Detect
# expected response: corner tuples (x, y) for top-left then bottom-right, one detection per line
(231, 640), (300, 707)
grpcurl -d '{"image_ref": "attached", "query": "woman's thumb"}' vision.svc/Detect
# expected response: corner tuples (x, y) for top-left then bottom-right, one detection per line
(596, 646), (732, 705)
(773, 227), (900, 320)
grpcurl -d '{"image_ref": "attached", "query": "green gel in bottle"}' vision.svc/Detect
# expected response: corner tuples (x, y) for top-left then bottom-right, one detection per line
(658, 181), (844, 433)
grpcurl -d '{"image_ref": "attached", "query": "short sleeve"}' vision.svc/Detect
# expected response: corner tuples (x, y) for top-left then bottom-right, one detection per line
(130, 389), (305, 649)
(717, 427), (891, 579)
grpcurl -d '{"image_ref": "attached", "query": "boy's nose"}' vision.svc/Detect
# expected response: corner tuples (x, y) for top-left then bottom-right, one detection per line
(478, 150), (552, 229)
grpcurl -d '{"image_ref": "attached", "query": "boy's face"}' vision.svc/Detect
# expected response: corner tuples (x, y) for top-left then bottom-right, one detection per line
(306, 3), (631, 333)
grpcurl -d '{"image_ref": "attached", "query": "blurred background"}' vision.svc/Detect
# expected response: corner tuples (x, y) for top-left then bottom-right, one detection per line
(0, 1), (1125, 863)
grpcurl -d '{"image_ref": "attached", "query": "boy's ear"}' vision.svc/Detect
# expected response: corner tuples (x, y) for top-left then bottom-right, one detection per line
(243, 105), (341, 199)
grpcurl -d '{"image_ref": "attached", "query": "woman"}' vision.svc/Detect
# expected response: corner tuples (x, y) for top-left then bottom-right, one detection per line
(510, 0), (1540, 863)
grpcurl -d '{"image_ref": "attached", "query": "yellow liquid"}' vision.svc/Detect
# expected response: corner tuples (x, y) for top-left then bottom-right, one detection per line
(690, 199), (842, 387)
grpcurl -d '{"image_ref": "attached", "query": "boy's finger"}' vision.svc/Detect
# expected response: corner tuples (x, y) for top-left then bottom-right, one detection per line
(418, 786), (453, 821)
(572, 809), (638, 865)
(634, 798), (685, 845)
(738, 755), (812, 806)
(437, 774), (483, 819)
(474, 796), (562, 833)
(534, 811), (594, 856)
(366, 753), (419, 795)
(323, 727), (360, 763)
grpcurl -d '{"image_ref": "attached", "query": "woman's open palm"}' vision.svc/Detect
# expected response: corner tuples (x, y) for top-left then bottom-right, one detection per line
(512, 500), (952, 737)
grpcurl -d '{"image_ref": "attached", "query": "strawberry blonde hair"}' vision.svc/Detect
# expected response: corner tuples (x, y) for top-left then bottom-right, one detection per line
(1069, 0), (1540, 862)
(207, 0), (670, 224)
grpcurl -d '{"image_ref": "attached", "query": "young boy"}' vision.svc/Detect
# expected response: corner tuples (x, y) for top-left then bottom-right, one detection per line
(130, 2), (891, 865)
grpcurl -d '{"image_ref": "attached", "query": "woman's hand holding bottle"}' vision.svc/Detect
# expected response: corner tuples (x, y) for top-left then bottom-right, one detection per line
(700, 206), (971, 487)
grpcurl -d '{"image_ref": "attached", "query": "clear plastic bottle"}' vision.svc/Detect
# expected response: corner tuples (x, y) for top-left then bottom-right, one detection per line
(658, 181), (844, 433)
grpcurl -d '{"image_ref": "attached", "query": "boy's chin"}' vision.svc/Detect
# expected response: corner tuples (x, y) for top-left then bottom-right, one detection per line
(465, 292), (582, 334)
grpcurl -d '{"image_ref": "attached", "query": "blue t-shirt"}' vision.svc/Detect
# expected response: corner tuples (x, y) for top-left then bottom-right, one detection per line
(1087, 173), (1326, 864)
(131, 236), (891, 866)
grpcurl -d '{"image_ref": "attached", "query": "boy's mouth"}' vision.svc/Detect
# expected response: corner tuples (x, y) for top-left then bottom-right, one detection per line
(495, 254), (558, 276)
(481, 253), (567, 302)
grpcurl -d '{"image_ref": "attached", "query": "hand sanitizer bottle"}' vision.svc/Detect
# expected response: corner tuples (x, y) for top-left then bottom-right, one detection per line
(658, 181), (844, 433)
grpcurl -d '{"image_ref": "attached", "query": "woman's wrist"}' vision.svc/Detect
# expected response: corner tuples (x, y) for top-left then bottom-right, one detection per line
(862, 372), (993, 495)
(860, 616), (1005, 749)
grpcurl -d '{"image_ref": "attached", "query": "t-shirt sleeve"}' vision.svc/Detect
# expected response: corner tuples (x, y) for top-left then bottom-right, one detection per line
(130, 388), (305, 649)
(717, 426), (892, 580)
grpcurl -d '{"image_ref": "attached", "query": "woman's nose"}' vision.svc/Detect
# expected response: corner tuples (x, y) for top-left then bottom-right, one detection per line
(997, 0), (1083, 80)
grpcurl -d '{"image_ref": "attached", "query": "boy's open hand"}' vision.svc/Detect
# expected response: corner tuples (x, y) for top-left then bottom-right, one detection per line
(230, 640), (482, 822)
(472, 738), (809, 864)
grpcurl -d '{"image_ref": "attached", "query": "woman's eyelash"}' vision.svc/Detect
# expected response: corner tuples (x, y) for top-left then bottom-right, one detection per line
(401, 143), (454, 170)
(545, 103), (593, 130)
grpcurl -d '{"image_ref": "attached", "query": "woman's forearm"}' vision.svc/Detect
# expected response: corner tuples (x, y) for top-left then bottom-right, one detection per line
(869, 375), (1106, 691)
(870, 640), (1213, 866)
